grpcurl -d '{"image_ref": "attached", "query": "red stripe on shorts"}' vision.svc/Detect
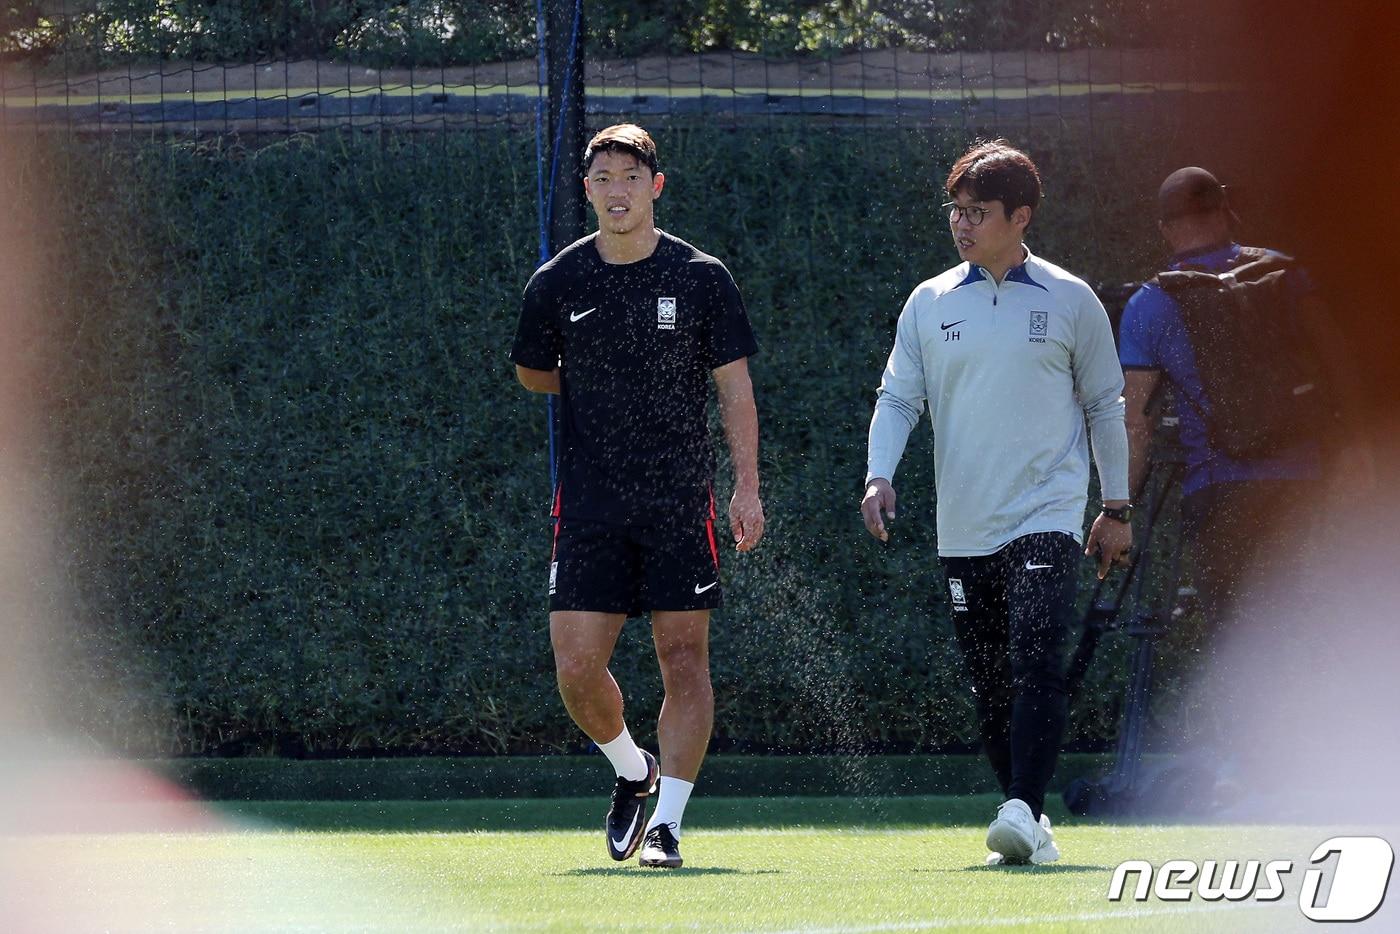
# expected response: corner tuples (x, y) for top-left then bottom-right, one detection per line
(550, 485), (563, 561)
(706, 487), (719, 570)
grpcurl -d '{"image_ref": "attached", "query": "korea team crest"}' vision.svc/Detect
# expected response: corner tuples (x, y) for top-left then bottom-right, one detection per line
(657, 296), (677, 330)
(1029, 310), (1048, 342)
(948, 577), (968, 612)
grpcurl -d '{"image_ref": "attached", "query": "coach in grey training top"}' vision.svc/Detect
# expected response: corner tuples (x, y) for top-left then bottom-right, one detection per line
(861, 140), (1130, 867)
(866, 245), (1129, 555)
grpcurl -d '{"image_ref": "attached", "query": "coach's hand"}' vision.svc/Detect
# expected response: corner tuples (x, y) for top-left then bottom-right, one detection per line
(861, 478), (897, 542)
(730, 484), (765, 552)
(1085, 513), (1133, 580)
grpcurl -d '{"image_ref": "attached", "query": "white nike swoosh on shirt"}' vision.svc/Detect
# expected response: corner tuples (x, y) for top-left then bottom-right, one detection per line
(569, 307), (597, 322)
(611, 810), (640, 852)
(1025, 562), (1053, 570)
(694, 581), (718, 594)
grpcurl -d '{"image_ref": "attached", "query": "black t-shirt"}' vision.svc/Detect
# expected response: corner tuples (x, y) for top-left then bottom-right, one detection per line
(511, 230), (758, 525)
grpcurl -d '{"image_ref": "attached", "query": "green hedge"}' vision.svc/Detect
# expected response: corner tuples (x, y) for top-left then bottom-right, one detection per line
(16, 122), (1209, 758)
(152, 754), (1117, 800)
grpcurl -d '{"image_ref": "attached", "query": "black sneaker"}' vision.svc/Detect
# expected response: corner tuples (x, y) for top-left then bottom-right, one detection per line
(605, 749), (658, 861)
(639, 821), (682, 868)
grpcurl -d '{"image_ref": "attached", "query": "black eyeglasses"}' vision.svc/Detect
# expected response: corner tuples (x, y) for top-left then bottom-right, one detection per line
(942, 202), (993, 226)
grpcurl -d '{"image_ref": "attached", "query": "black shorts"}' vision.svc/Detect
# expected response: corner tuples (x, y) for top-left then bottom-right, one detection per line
(548, 511), (722, 616)
(937, 531), (1080, 702)
(938, 532), (1079, 641)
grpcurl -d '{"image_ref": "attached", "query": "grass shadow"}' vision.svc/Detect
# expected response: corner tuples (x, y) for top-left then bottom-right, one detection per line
(556, 867), (779, 876)
(968, 863), (1111, 873)
(911, 863), (1111, 874)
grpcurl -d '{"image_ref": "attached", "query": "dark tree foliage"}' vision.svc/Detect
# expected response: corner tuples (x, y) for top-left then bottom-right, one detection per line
(4, 0), (1180, 67)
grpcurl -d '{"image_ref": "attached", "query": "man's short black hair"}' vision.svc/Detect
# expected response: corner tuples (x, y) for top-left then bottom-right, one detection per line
(583, 124), (659, 175)
(945, 139), (1043, 219)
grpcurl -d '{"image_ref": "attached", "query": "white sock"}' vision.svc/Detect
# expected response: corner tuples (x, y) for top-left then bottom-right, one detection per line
(645, 776), (695, 838)
(597, 726), (648, 781)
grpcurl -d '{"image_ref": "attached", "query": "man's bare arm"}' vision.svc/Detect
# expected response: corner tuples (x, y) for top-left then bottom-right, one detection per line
(1123, 368), (1161, 499)
(713, 357), (764, 552)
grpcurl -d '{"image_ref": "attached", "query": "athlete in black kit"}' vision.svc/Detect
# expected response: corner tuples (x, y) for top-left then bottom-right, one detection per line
(511, 124), (764, 869)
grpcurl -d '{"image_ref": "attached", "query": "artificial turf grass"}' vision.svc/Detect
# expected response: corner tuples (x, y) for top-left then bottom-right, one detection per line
(9, 813), (1321, 933)
(5, 794), (1353, 932)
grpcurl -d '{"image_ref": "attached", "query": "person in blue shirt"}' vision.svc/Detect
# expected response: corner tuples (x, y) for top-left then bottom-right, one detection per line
(1119, 166), (1374, 635)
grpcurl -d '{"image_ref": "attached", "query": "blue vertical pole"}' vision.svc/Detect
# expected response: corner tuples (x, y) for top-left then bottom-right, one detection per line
(533, 0), (557, 494)
(535, 0), (584, 498)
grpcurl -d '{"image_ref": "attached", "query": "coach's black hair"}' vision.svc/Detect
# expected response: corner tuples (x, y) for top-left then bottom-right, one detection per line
(945, 139), (1042, 219)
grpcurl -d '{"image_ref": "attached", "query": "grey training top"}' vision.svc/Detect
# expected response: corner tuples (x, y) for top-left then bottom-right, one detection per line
(866, 248), (1129, 557)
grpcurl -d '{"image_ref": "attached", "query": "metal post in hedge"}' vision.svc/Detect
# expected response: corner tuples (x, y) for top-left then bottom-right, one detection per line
(535, 0), (585, 493)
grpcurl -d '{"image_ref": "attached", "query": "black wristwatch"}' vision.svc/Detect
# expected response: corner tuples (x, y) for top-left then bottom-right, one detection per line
(1101, 503), (1133, 524)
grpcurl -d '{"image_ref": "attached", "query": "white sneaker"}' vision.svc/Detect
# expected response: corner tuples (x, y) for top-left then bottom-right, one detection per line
(1029, 812), (1060, 864)
(985, 802), (1060, 866)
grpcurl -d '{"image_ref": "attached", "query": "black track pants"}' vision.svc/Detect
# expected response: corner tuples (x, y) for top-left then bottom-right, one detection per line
(940, 532), (1080, 820)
